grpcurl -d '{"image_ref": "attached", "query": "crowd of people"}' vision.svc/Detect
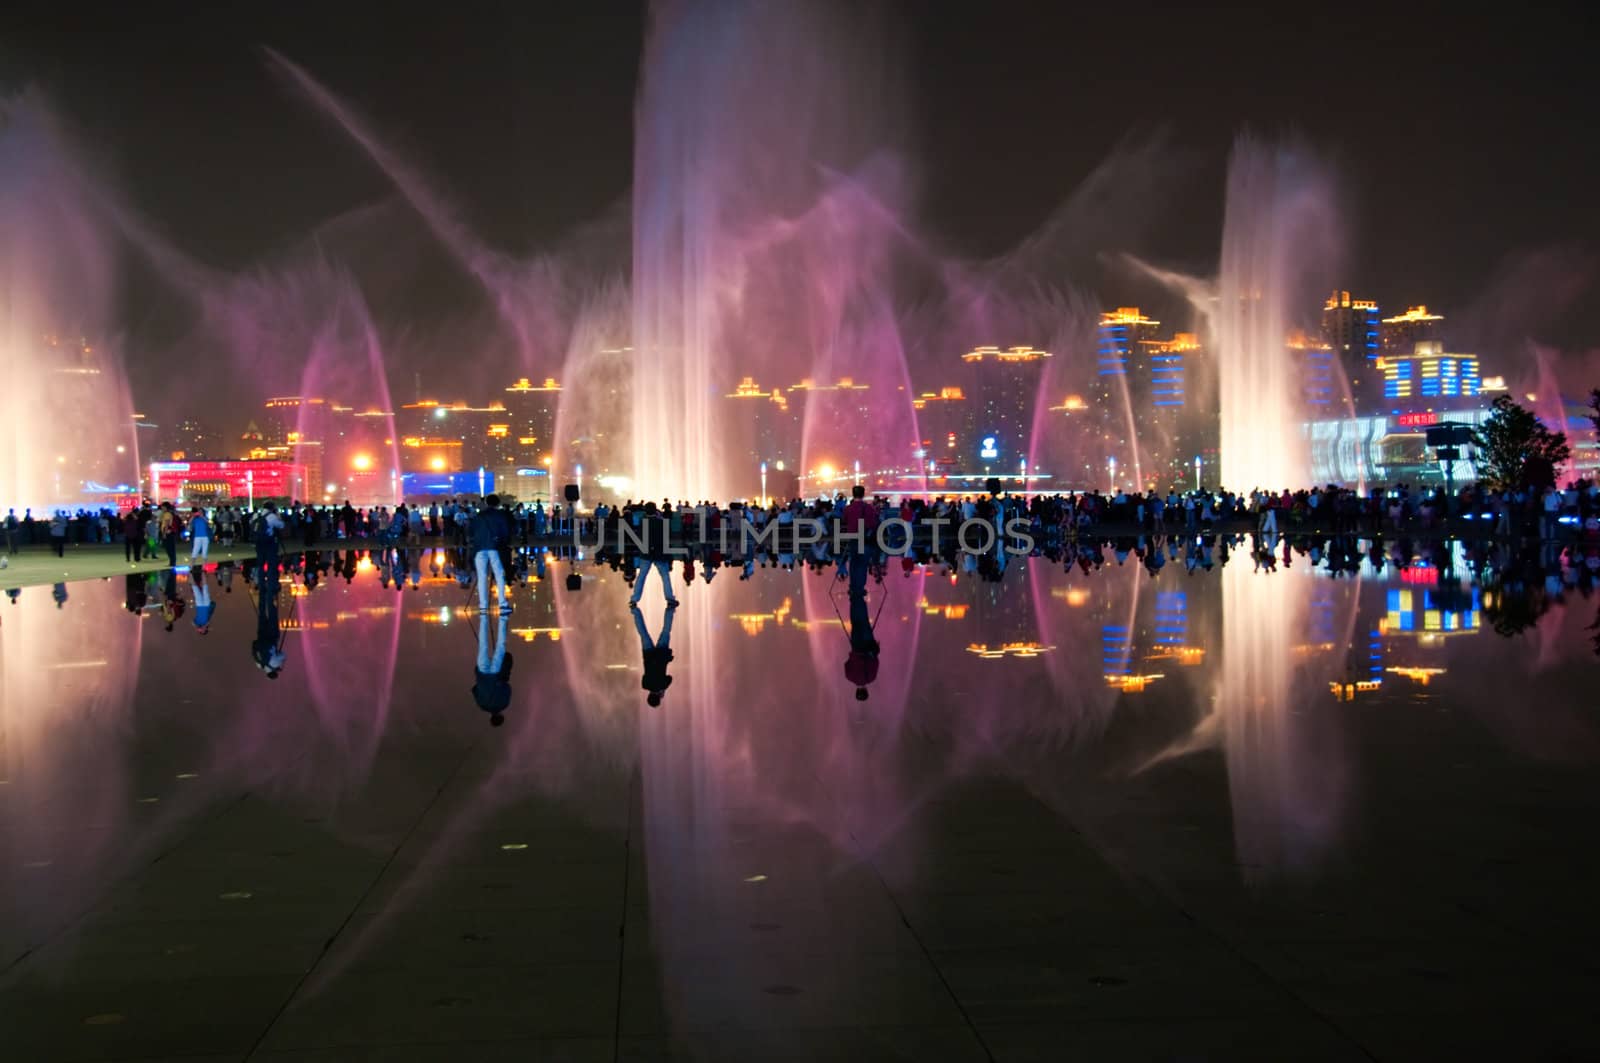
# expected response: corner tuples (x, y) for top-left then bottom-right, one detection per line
(5, 477), (1598, 574)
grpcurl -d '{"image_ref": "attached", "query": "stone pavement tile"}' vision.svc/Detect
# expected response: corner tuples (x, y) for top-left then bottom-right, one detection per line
(90, 863), (379, 925)
(23, 912), (336, 981)
(0, 972), (297, 1063)
(332, 906), (622, 970)
(891, 888), (1195, 951)
(258, 1038), (613, 1062)
(1169, 883), (1527, 948)
(933, 943), (1296, 1025)
(1340, 1009), (1600, 1062)
(356, 857), (625, 915)
(1246, 939), (1600, 1018)
(616, 1025), (989, 1062)
(623, 891), (920, 962)
(618, 951), (961, 1035)
(977, 1016), (1369, 1063)
(257, 962), (619, 1050)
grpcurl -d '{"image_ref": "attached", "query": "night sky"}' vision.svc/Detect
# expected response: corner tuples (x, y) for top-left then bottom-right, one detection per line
(4, 1), (1597, 415)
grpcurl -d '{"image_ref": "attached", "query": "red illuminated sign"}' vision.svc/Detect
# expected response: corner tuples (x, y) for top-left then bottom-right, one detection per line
(1396, 412), (1440, 429)
(1400, 565), (1439, 586)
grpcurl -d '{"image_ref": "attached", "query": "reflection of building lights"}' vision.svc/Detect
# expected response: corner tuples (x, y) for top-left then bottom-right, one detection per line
(915, 598), (968, 620)
(1105, 673), (1164, 692)
(966, 642), (1056, 659)
(1330, 679), (1383, 701)
(730, 598), (793, 636)
(1148, 646), (1205, 666)
(352, 454), (373, 471)
(510, 627), (564, 642)
(1386, 666), (1445, 685)
(1050, 587), (1090, 608)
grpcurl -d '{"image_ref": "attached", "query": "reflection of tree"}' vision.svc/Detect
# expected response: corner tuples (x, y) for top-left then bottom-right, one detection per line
(1590, 602), (1600, 658)
(1481, 579), (1552, 638)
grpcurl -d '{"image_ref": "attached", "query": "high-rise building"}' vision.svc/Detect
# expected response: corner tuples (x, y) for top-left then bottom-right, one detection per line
(1287, 330), (1340, 411)
(1320, 291), (1380, 398)
(959, 345), (1050, 471)
(1137, 331), (1199, 410)
(502, 377), (561, 466)
(1379, 305), (1444, 355)
(725, 376), (799, 473)
(1378, 341), (1480, 408)
(1097, 309), (1161, 393)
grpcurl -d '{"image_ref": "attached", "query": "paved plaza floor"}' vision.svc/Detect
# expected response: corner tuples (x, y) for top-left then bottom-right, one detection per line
(1, 550), (1596, 1061)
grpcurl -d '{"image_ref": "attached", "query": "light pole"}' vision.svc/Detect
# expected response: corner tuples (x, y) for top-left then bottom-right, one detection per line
(1108, 456), (1117, 492)
(1019, 457), (1028, 501)
(247, 468), (254, 510)
(760, 461), (768, 507)
(1193, 454), (1201, 492)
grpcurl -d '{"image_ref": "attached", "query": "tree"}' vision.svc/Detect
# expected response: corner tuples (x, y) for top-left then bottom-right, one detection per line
(1589, 388), (1599, 443)
(1471, 395), (1571, 491)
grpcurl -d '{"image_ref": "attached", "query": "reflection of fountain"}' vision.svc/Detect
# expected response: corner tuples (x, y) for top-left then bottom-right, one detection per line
(0, 92), (137, 509)
(1210, 136), (1339, 491)
(1215, 557), (1346, 878)
(0, 584), (142, 956)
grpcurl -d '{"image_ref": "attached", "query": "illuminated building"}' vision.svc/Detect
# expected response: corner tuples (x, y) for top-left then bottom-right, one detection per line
(1379, 305), (1444, 355)
(1138, 332), (1199, 409)
(502, 377), (561, 465)
(1379, 342), (1480, 405)
(150, 460), (306, 505)
(727, 377), (800, 474)
(1320, 290), (1380, 398)
(959, 345), (1051, 473)
(1288, 329), (1338, 410)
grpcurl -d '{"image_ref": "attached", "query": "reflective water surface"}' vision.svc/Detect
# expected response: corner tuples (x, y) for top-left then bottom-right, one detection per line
(2, 540), (1598, 1060)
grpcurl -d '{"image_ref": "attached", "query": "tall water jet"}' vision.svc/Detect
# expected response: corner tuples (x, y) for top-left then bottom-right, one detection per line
(0, 92), (137, 509)
(1211, 136), (1340, 491)
(631, 1), (903, 500)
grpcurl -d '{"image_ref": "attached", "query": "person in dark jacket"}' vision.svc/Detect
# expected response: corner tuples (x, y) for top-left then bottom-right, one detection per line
(633, 599), (675, 707)
(471, 611), (514, 726)
(629, 504), (678, 608)
(471, 494), (513, 612)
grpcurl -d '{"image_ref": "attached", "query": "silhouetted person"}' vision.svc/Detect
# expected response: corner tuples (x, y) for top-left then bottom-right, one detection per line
(630, 506), (678, 608)
(471, 493), (513, 613)
(634, 601), (676, 706)
(471, 611), (514, 726)
(156, 502), (181, 567)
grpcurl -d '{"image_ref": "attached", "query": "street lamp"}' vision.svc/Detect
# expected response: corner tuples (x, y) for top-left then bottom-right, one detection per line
(760, 461), (768, 507)
(1193, 454), (1202, 491)
(1108, 456), (1117, 491)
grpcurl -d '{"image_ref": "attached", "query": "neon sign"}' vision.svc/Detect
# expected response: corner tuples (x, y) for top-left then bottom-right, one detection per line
(1396, 412), (1440, 428)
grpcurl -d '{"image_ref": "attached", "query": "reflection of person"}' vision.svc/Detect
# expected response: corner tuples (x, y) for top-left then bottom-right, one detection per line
(633, 602), (675, 706)
(471, 612), (515, 726)
(191, 565), (214, 634)
(844, 584), (879, 701)
(251, 561), (286, 678)
(161, 569), (186, 631)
